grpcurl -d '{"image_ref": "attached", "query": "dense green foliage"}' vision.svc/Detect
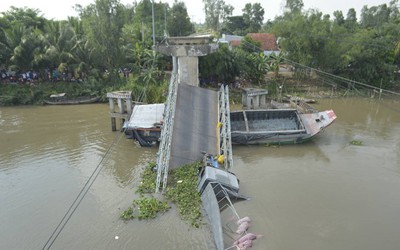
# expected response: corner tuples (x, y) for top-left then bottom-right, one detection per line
(1, 0), (399, 102)
(0, 80), (106, 105)
(0, 0), (194, 74)
(203, 0), (233, 32)
(203, 0), (400, 89)
(0, 1), (191, 105)
(199, 38), (279, 85)
(0, 73), (168, 106)
(267, 0), (400, 88)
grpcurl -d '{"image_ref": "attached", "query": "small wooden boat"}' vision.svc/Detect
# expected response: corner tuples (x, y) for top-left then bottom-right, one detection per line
(230, 109), (337, 145)
(44, 93), (99, 105)
(284, 95), (317, 104)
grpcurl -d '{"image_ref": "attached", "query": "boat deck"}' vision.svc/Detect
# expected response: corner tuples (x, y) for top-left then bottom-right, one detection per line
(231, 109), (304, 132)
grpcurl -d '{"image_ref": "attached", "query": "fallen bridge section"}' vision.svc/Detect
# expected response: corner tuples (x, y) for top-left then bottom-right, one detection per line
(169, 84), (219, 169)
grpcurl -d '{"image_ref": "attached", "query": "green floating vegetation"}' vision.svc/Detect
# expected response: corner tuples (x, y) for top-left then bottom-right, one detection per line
(165, 162), (203, 228)
(121, 197), (170, 220)
(121, 161), (203, 228)
(350, 140), (363, 146)
(136, 162), (157, 195)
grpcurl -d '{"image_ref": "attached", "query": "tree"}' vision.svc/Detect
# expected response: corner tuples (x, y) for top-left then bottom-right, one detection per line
(199, 43), (240, 82)
(242, 3), (265, 33)
(333, 10), (344, 26)
(77, 0), (127, 75)
(0, 7), (47, 70)
(39, 20), (77, 72)
(0, 7), (46, 30)
(222, 15), (247, 35)
(203, 0), (233, 32)
(285, 0), (304, 14)
(345, 8), (358, 30)
(344, 28), (397, 87)
(167, 1), (194, 36)
(129, 0), (168, 45)
(10, 27), (45, 71)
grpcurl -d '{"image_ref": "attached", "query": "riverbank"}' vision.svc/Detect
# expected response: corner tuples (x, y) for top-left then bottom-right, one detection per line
(2, 75), (398, 107)
(0, 75), (168, 106)
(0, 81), (108, 106)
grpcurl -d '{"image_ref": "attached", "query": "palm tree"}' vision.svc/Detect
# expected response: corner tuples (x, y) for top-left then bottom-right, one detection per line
(9, 26), (45, 71)
(39, 20), (77, 73)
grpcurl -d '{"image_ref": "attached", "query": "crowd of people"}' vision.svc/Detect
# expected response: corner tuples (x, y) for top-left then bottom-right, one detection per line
(0, 69), (84, 84)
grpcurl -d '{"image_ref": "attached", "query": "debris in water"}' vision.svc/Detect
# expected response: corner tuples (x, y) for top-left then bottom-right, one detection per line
(236, 221), (250, 235)
(350, 140), (363, 146)
(237, 216), (251, 225)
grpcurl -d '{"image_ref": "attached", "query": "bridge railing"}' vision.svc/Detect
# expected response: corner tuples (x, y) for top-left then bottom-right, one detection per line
(156, 58), (178, 193)
(218, 85), (233, 170)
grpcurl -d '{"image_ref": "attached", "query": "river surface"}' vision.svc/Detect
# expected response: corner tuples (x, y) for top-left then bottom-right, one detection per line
(0, 97), (399, 250)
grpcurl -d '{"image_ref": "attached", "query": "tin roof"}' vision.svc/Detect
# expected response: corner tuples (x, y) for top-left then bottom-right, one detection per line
(127, 104), (165, 129)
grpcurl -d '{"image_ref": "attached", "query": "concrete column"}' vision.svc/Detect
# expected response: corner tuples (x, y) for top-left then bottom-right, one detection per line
(172, 56), (178, 73)
(254, 96), (260, 109)
(126, 99), (132, 115)
(260, 95), (266, 108)
(154, 38), (218, 87)
(246, 96), (252, 110)
(178, 57), (199, 86)
(117, 98), (124, 113)
(242, 93), (247, 109)
(109, 98), (115, 113)
(111, 117), (116, 131)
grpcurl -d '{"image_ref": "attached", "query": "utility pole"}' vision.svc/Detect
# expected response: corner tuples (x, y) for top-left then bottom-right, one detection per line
(152, 0), (155, 46)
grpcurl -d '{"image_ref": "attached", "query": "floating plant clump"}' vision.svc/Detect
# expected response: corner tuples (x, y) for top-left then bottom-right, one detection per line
(166, 161), (203, 228)
(121, 197), (170, 220)
(350, 140), (363, 146)
(121, 162), (203, 227)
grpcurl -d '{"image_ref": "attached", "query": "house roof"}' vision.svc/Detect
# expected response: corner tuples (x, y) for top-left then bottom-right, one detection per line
(229, 40), (242, 47)
(247, 33), (278, 51)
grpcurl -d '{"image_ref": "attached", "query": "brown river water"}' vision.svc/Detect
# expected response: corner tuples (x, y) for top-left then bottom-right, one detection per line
(0, 97), (399, 250)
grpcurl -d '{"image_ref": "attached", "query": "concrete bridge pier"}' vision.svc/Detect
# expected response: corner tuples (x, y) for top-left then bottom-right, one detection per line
(242, 88), (268, 110)
(106, 91), (132, 131)
(154, 36), (218, 86)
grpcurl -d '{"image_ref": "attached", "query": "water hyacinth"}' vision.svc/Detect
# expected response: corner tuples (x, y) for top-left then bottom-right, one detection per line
(121, 161), (203, 227)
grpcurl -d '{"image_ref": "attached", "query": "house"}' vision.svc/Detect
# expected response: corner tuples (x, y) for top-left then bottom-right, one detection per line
(218, 34), (243, 50)
(247, 33), (280, 56)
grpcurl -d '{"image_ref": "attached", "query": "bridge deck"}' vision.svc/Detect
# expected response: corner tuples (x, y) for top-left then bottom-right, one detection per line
(169, 84), (219, 169)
